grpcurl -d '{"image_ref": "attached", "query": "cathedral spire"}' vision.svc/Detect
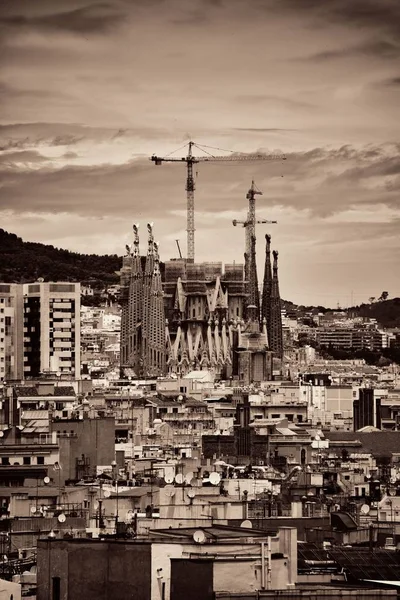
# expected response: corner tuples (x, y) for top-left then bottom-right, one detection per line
(261, 234), (272, 335)
(269, 249), (283, 359)
(127, 223), (143, 374)
(144, 239), (166, 375)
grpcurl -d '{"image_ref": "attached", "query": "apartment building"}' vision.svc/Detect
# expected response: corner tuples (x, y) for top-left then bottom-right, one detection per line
(23, 282), (81, 378)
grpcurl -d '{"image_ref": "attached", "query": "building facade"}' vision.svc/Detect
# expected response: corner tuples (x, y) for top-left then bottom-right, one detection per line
(23, 282), (81, 378)
(120, 223), (284, 379)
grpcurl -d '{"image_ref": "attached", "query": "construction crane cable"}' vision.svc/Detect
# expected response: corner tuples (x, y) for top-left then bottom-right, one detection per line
(192, 143), (218, 158)
(194, 142), (236, 154)
(163, 142), (191, 158)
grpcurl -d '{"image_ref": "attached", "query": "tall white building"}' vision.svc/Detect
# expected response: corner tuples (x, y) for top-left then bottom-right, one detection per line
(23, 282), (81, 378)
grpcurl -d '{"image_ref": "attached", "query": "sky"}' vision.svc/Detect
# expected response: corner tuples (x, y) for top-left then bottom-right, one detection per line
(0, 0), (399, 307)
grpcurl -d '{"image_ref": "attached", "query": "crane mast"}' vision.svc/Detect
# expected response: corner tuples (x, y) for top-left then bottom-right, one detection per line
(151, 141), (285, 262)
(232, 180), (277, 282)
(233, 181), (277, 323)
(185, 141), (196, 262)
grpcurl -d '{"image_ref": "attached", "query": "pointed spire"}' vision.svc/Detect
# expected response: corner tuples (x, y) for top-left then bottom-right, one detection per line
(144, 234), (166, 376)
(127, 223), (144, 374)
(261, 234), (272, 333)
(269, 249), (283, 359)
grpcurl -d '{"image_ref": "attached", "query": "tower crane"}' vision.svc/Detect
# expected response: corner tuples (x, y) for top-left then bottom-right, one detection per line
(232, 180), (277, 265)
(151, 141), (285, 262)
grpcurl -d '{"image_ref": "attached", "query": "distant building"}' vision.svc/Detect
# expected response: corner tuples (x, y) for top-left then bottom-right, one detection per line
(0, 283), (24, 381)
(353, 388), (382, 431)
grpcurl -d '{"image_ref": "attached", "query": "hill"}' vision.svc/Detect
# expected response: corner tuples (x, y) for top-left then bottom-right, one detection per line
(355, 298), (400, 329)
(0, 229), (120, 288)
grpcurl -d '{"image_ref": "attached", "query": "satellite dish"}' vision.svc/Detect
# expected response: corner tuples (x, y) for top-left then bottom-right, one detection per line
(193, 530), (206, 544)
(30, 507), (37, 514)
(360, 504), (370, 515)
(175, 474), (184, 485)
(187, 489), (196, 499)
(164, 485), (176, 498)
(164, 474), (174, 484)
(185, 471), (194, 485)
(58, 513), (66, 523)
(240, 520), (253, 529)
(0, 431), (4, 437)
(389, 488), (397, 497)
(103, 490), (111, 499)
(209, 472), (221, 486)
(44, 476), (51, 485)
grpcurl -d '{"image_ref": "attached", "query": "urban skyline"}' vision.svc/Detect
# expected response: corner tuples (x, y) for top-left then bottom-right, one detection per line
(0, 0), (399, 308)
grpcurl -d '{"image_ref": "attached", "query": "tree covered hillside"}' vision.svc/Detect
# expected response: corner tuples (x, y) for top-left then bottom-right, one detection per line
(0, 229), (120, 287)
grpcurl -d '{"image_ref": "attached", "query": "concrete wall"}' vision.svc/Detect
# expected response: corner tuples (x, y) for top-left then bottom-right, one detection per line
(151, 543), (184, 600)
(0, 577), (21, 600)
(55, 416), (115, 481)
(37, 540), (152, 600)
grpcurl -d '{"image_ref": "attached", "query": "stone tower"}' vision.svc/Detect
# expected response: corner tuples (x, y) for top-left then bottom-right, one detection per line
(261, 234), (272, 334)
(268, 250), (283, 359)
(120, 223), (166, 377)
(127, 224), (143, 374)
(144, 241), (166, 376)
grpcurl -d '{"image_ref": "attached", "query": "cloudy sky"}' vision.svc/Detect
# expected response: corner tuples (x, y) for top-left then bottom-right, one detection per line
(0, 0), (399, 307)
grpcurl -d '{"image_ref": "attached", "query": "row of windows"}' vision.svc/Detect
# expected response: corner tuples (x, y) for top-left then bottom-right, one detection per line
(1, 456), (45, 465)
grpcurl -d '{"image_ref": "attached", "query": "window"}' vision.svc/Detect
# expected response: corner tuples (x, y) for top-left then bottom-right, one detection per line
(23, 457), (31, 465)
(37, 456), (45, 465)
(1, 457), (9, 465)
(52, 576), (61, 600)
(271, 414), (280, 419)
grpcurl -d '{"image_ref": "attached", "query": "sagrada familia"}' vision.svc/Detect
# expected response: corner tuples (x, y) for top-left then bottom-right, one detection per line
(119, 189), (283, 382)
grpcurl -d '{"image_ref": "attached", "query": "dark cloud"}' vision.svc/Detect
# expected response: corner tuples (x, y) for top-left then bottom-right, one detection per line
(304, 40), (400, 62)
(0, 144), (399, 221)
(62, 151), (79, 159)
(0, 123), (182, 152)
(0, 150), (50, 166)
(381, 76), (400, 87)
(0, 2), (127, 34)
(278, 0), (400, 37)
